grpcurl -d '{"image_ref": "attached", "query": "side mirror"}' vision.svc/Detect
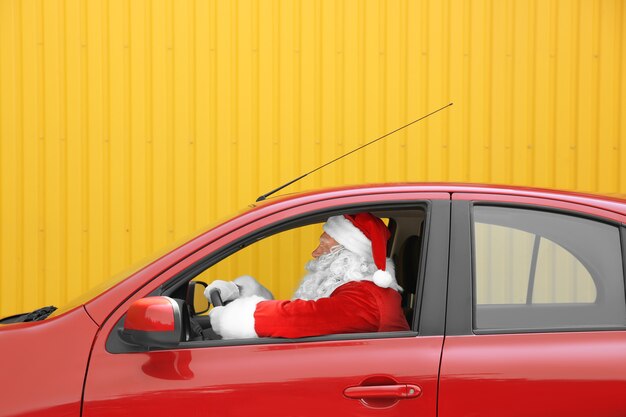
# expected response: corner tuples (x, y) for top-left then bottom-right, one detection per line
(187, 281), (209, 315)
(121, 297), (183, 348)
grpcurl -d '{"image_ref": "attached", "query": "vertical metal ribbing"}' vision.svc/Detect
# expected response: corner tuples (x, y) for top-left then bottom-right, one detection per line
(16, 0), (25, 312)
(1, 0), (625, 317)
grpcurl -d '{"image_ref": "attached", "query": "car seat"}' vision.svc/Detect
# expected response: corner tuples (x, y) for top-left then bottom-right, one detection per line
(395, 235), (422, 326)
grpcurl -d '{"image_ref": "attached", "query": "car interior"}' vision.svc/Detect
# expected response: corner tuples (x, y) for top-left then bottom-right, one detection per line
(167, 206), (428, 343)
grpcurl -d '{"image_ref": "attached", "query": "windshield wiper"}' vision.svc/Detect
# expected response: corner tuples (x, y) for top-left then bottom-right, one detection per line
(0, 306), (57, 324)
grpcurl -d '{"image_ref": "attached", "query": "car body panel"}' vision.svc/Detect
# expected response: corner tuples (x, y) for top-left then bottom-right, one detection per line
(439, 332), (626, 417)
(83, 336), (444, 417)
(0, 306), (98, 417)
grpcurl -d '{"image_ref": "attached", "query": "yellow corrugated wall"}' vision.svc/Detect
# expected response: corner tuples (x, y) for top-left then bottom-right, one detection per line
(0, 0), (624, 317)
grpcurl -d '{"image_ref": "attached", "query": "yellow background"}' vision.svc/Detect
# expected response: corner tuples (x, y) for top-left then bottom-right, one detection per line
(1, 0), (624, 317)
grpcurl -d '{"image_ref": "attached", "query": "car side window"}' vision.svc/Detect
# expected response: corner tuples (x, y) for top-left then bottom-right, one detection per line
(472, 206), (626, 332)
(188, 209), (426, 336)
(196, 223), (321, 301)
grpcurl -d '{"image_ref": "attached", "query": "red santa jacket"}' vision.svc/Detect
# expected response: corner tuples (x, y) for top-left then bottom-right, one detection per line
(253, 281), (410, 338)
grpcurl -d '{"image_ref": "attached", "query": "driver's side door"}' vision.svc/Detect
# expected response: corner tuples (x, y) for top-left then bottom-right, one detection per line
(82, 197), (449, 417)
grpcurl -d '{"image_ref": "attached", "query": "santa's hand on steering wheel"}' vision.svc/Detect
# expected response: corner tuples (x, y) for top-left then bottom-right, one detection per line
(204, 275), (274, 306)
(204, 280), (240, 305)
(204, 276), (274, 339)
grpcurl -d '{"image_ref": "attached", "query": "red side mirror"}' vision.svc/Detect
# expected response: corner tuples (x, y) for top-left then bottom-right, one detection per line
(121, 297), (183, 348)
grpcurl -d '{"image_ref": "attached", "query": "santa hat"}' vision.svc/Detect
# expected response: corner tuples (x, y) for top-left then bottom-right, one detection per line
(323, 213), (394, 288)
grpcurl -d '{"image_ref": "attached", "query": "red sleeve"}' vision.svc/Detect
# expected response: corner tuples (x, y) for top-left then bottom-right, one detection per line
(253, 282), (381, 338)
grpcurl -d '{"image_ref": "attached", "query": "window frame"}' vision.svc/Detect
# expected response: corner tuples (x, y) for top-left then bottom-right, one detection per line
(106, 198), (451, 353)
(447, 197), (626, 336)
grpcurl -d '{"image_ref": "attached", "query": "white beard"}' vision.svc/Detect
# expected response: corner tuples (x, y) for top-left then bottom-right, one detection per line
(292, 246), (400, 301)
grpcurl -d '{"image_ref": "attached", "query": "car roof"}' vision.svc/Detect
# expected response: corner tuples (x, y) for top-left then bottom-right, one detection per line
(258, 182), (626, 216)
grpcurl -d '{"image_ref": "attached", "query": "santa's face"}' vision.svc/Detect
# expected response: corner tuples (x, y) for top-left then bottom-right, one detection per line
(311, 232), (339, 259)
(297, 245), (373, 300)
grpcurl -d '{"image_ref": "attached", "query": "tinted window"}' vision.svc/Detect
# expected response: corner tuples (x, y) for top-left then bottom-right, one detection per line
(472, 206), (626, 332)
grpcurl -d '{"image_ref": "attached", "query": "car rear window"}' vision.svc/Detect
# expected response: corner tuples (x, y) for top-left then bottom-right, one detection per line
(472, 206), (626, 332)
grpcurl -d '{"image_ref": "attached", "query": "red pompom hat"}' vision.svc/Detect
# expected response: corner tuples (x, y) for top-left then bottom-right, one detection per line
(322, 212), (394, 288)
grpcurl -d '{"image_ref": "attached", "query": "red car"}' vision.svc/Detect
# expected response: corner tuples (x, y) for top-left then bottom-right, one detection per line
(2, 183), (626, 417)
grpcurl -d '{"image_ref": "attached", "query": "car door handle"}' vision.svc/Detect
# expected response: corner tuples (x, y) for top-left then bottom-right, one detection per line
(344, 384), (421, 400)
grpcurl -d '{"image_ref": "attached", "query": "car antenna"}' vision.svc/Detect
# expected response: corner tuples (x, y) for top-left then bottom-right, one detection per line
(256, 102), (454, 202)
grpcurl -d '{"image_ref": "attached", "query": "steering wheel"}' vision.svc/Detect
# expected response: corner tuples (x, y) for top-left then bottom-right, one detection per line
(208, 289), (224, 307)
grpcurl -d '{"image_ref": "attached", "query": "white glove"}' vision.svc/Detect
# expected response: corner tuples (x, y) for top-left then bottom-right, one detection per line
(233, 275), (274, 300)
(209, 295), (265, 339)
(204, 280), (240, 303)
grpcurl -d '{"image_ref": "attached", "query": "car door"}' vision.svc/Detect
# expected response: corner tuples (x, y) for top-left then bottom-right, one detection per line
(439, 193), (626, 417)
(82, 194), (450, 417)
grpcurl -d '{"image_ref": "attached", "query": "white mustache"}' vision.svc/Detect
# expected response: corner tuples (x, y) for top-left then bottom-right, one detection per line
(305, 245), (345, 273)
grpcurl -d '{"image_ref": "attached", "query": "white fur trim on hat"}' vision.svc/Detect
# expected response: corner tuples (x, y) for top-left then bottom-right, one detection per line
(323, 215), (372, 258)
(209, 295), (264, 339)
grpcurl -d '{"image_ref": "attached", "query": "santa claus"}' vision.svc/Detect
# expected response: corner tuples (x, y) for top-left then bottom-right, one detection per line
(205, 212), (410, 339)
